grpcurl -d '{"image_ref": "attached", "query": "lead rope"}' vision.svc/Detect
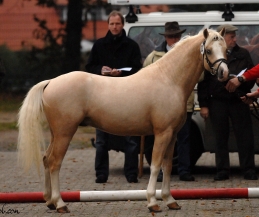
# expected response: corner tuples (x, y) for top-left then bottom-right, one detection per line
(251, 99), (259, 121)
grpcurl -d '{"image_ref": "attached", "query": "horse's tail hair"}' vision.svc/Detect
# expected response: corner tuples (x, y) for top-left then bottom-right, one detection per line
(17, 80), (50, 175)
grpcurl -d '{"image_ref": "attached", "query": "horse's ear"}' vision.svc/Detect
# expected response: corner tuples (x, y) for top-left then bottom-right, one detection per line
(219, 27), (226, 37)
(203, 28), (209, 39)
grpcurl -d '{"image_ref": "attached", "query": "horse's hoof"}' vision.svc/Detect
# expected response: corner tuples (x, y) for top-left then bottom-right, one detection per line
(57, 206), (70, 213)
(148, 205), (162, 212)
(47, 204), (56, 210)
(167, 202), (181, 210)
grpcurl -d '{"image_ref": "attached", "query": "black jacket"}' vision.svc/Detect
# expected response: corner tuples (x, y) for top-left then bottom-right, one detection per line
(198, 44), (255, 107)
(85, 29), (142, 76)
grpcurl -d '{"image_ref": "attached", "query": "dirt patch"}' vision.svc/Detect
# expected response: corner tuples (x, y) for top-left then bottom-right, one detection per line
(0, 111), (96, 152)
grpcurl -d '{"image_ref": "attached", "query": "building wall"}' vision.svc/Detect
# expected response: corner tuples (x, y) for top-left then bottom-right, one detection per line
(0, 0), (108, 51)
(0, 0), (63, 50)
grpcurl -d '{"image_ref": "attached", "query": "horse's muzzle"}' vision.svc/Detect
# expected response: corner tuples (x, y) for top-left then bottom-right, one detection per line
(217, 64), (229, 82)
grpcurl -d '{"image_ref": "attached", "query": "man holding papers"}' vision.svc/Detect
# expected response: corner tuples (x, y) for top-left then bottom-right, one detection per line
(85, 10), (142, 184)
(198, 24), (257, 181)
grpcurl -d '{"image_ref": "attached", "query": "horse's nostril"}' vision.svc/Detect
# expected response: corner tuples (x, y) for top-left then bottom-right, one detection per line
(219, 69), (224, 79)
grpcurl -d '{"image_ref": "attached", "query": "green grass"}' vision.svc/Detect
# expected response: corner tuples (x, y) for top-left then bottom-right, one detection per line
(0, 122), (17, 131)
(0, 93), (24, 112)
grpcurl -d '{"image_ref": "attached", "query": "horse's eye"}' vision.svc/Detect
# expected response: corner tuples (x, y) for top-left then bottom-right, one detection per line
(206, 49), (211, 55)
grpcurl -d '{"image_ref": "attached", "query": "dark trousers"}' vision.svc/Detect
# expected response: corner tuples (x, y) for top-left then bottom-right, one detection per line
(209, 99), (255, 172)
(95, 129), (139, 179)
(177, 112), (192, 176)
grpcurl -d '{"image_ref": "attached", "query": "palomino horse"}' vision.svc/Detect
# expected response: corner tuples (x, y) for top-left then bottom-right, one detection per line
(17, 28), (228, 213)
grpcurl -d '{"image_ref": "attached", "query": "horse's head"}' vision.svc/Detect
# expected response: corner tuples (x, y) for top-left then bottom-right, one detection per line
(202, 28), (229, 82)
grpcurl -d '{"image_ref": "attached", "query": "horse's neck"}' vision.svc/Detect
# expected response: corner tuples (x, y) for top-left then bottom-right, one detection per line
(157, 35), (204, 100)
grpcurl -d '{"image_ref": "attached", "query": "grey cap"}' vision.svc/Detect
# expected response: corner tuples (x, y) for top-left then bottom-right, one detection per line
(216, 24), (238, 33)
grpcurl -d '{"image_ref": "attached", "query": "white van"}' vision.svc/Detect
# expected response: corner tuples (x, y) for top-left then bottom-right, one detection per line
(107, 1), (259, 166)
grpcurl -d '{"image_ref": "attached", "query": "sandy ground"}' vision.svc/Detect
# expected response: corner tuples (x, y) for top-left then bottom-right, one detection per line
(0, 111), (96, 151)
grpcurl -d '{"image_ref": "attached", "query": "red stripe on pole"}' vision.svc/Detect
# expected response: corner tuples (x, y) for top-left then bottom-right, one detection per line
(0, 191), (80, 203)
(61, 191), (80, 202)
(171, 188), (248, 199)
(0, 192), (44, 203)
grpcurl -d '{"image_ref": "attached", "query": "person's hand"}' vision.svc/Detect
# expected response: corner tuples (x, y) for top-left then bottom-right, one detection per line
(200, 107), (209, 120)
(110, 69), (122, 76)
(240, 91), (259, 104)
(225, 77), (240, 92)
(101, 66), (112, 75)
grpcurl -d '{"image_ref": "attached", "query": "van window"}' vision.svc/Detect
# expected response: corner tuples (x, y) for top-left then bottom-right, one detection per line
(129, 25), (203, 63)
(210, 25), (259, 65)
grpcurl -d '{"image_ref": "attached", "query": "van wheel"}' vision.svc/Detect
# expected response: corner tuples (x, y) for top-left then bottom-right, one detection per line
(190, 122), (204, 168)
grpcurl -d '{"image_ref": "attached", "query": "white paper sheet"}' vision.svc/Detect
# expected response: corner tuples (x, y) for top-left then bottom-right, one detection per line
(117, 67), (132, 71)
(229, 68), (247, 78)
(102, 67), (132, 72)
(237, 68), (247, 77)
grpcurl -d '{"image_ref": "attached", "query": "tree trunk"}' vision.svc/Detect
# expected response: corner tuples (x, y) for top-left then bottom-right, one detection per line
(62, 0), (83, 73)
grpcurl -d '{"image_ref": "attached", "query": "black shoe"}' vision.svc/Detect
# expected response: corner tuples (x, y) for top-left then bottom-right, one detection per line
(91, 138), (96, 148)
(95, 175), (107, 183)
(157, 170), (163, 182)
(214, 171), (229, 181)
(244, 169), (258, 180)
(179, 173), (195, 181)
(127, 175), (138, 183)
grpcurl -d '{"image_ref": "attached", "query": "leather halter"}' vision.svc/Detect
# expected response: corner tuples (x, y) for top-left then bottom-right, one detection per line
(201, 40), (227, 76)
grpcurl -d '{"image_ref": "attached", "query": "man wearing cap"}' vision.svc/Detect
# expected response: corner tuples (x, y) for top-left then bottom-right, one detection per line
(143, 21), (196, 182)
(198, 24), (257, 181)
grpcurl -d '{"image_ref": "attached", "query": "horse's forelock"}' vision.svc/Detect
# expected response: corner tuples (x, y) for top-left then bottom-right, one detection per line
(205, 30), (224, 46)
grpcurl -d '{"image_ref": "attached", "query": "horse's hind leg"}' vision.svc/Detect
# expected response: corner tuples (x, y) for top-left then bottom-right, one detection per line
(43, 133), (56, 210)
(47, 135), (73, 213)
(146, 131), (173, 212)
(161, 136), (181, 210)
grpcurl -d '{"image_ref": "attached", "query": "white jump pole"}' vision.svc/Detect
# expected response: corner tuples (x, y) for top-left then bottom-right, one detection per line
(1, 188), (259, 203)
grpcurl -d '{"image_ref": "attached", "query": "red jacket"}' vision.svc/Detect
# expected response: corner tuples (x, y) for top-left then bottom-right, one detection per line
(243, 64), (259, 80)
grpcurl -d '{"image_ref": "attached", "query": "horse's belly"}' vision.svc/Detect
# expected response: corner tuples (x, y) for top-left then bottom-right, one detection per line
(88, 115), (152, 136)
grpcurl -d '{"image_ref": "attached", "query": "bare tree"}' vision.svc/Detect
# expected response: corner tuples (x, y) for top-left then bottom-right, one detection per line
(62, 0), (83, 73)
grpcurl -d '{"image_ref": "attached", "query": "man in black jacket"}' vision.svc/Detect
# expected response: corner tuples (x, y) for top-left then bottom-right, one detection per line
(198, 24), (257, 181)
(85, 10), (142, 184)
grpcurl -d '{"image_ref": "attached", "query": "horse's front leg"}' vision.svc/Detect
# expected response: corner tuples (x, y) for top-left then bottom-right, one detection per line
(146, 131), (172, 212)
(161, 136), (181, 210)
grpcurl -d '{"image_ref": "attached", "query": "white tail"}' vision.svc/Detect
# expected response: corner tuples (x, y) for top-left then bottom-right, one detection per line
(17, 80), (50, 175)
